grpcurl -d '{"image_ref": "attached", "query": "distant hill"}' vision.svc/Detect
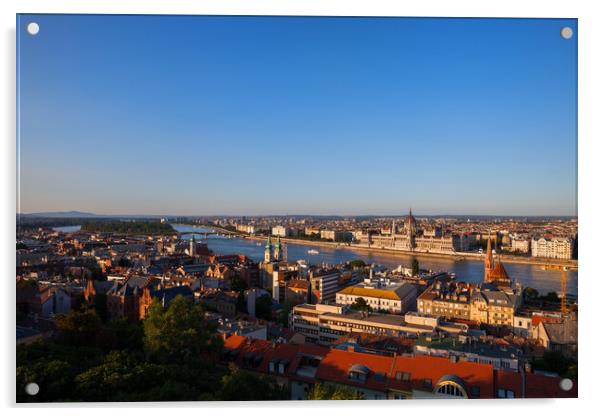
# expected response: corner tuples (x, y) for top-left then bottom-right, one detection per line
(20, 211), (99, 218)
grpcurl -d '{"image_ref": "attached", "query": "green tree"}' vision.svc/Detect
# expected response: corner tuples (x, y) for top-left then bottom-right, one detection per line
(541, 292), (560, 303)
(17, 359), (75, 402)
(143, 296), (223, 365)
(306, 383), (361, 400)
(531, 350), (577, 379)
(523, 287), (539, 301)
(218, 363), (289, 400)
(349, 297), (371, 312)
(348, 259), (366, 269)
(96, 319), (144, 352)
(54, 309), (102, 346)
(411, 258), (420, 276)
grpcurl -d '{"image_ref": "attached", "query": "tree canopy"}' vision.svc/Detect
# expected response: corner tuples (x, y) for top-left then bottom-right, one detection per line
(143, 296), (222, 365)
(17, 295), (287, 402)
(411, 258), (419, 276)
(348, 259), (366, 268)
(349, 297), (371, 312)
(80, 220), (175, 236)
(306, 383), (361, 400)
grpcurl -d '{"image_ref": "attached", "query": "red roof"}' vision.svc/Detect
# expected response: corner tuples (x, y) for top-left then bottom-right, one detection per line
(316, 348), (395, 392)
(532, 315), (562, 328)
(391, 355), (494, 397)
(222, 335), (575, 399)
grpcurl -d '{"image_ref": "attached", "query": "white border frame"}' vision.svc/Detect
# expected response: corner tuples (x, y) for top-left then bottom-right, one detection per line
(2, 1), (600, 414)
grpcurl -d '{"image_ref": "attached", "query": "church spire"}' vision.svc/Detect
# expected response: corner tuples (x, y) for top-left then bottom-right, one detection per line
(484, 233), (494, 282)
(274, 236), (282, 261)
(264, 236), (272, 263)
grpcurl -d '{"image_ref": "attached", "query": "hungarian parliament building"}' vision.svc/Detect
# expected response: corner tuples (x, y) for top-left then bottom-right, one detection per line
(358, 210), (465, 254)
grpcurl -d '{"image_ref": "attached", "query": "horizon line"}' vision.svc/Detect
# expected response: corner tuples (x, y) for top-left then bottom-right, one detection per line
(17, 211), (578, 218)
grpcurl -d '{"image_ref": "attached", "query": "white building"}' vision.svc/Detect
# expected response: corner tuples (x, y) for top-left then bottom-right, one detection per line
(511, 238), (530, 254)
(272, 225), (289, 237)
(336, 279), (417, 314)
(531, 237), (573, 260)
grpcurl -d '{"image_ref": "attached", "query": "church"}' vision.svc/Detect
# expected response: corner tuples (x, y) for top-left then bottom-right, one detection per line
(483, 235), (512, 286)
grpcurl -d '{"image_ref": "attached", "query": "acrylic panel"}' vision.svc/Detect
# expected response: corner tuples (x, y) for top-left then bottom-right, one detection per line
(16, 14), (578, 402)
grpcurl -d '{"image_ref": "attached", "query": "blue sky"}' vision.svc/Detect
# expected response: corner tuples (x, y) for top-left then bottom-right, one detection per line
(17, 15), (577, 216)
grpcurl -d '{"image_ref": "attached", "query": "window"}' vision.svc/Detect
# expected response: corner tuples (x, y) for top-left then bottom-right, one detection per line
(470, 386), (480, 397)
(436, 384), (465, 397)
(497, 389), (515, 398)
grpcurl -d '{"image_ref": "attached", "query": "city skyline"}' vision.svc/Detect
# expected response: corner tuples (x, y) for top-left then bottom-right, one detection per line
(18, 209), (577, 219)
(18, 15), (577, 216)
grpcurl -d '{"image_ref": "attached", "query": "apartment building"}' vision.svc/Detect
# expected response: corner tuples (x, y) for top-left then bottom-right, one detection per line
(531, 237), (573, 260)
(222, 334), (577, 399)
(291, 304), (467, 345)
(336, 279), (417, 314)
(417, 280), (521, 326)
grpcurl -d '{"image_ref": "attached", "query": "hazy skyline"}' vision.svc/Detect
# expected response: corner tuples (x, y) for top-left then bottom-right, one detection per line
(18, 15), (577, 216)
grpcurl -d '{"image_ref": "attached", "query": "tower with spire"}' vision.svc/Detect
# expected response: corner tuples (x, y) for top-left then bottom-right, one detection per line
(484, 234), (494, 282)
(264, 236), (273, 263)
(189, 234), (196, 257)
(405, 208), (416, 250)
(274, 236), (282, 261)
(483, 232), (512, 286)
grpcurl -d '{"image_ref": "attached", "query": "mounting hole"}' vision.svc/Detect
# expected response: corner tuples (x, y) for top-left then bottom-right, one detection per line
(559, 378), (573, 391)
(560, 27), (573, 40)
(27, 22), (40, 36)
(25, 382), (39, 396)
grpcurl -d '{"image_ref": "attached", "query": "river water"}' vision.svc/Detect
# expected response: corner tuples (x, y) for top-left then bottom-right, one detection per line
(53, 224), (578, 297)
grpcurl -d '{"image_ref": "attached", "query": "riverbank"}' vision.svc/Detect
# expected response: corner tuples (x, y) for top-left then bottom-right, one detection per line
(242, 234), (578, 269)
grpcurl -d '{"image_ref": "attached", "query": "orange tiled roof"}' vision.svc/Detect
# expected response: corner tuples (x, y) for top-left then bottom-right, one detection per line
(221, 335), (576, 399)
(338, 286), (401, 301)
(490, 262), (511, 281)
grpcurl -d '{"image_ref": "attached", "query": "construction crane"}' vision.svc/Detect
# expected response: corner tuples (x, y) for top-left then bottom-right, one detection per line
(543, 265), (569, 315)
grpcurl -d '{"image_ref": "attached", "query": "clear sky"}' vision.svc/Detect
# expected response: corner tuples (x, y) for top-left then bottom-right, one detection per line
(17, 15), (577, 216)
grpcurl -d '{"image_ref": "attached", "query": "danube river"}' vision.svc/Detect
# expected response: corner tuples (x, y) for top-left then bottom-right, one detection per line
(54, 224), (578, 297)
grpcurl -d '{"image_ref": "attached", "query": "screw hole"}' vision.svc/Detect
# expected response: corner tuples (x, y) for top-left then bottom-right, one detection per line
(25, 382), (39, 396)
(560, 27), (573, 40)
(26, 22), (40, 36)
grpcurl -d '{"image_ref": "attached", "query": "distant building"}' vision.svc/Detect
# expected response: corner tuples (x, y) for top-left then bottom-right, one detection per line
(483, 236), (512, 286)
(532, 316), (577, 357)
(362, 210), (461, 253)
(417, 280), (521, 326)
(291, 304), (464, 345)
(531, 237), (573, 260)
(336, 279), (417, 314)
(511, 238), (530, 254)
(196, 289), (238, 318)
(320, 230), (350, 242)
(106, 276), (160, 322)
(309, 269), (342, 303)
(272, 226), (289, 237)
